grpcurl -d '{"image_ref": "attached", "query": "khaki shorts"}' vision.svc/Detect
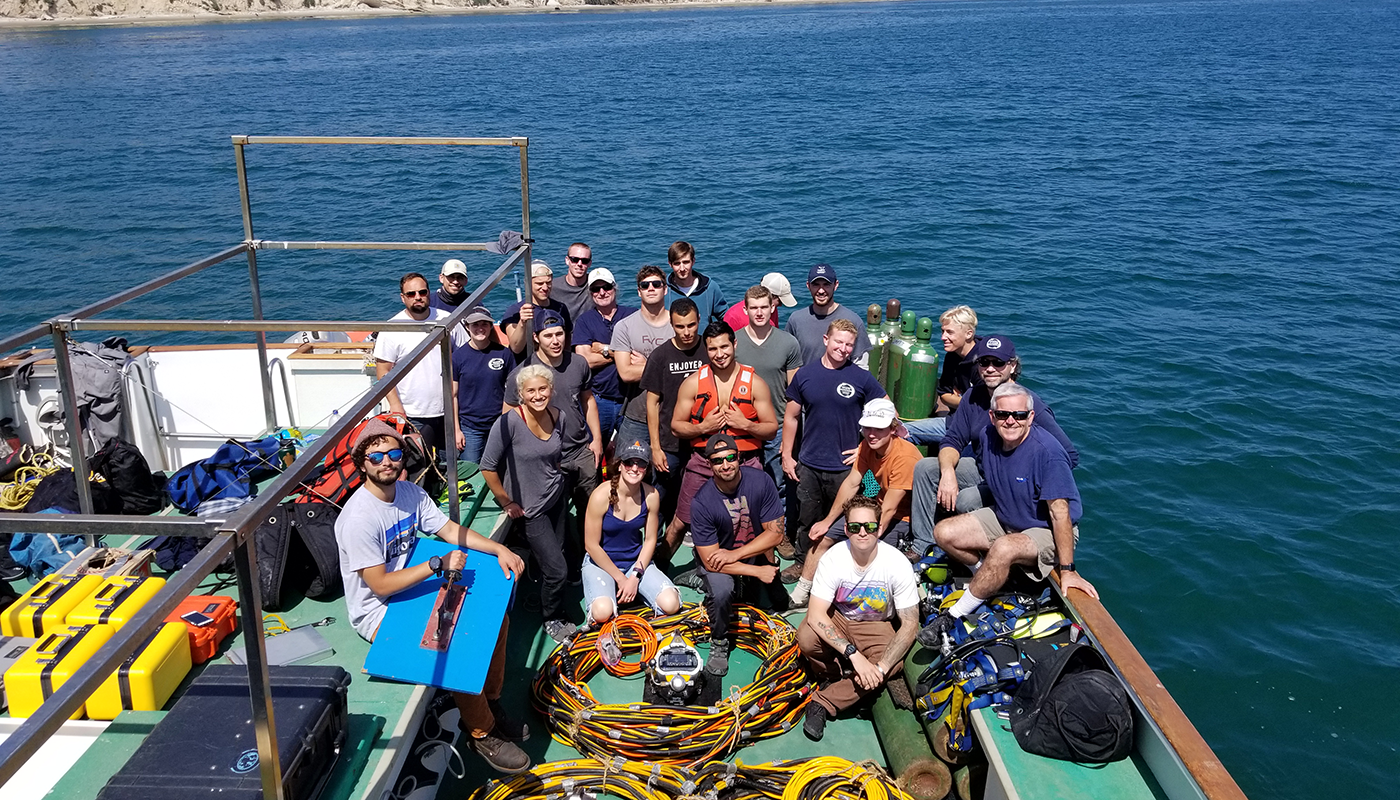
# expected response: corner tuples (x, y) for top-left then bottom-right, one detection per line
(969, 507), (1077, 582)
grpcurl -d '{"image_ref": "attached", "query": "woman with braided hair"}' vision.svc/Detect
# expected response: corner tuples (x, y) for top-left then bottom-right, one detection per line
(581, 439), (680, 627)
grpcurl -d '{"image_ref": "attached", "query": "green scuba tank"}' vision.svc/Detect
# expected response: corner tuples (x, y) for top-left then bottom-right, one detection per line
(885, 310), (918, 414)
(897, 317), (940, 420)
(875, 299), (902, 389)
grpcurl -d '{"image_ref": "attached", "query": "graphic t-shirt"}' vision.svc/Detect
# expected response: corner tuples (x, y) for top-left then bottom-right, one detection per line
(638, 339), (708, 452)
(451, 342), (517, 431)
(854, 436), (922, 524)
(574, 305), (637, 402)
(336, 481), (450, 640)
(689, 467), (783, 550)
(610, 311), (675, 422)
(372, 308), (469, 418)
(811, 541), (920, 622)
(787, 360), (887, 472)
(977, 425), (1082, 533)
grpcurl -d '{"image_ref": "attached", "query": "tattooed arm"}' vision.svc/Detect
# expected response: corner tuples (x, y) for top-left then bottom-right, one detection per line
(878, 604), (920, 675)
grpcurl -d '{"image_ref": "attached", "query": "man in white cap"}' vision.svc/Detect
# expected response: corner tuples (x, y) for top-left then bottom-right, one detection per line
(429, 258), (471, 312)
(722, 272), (797, 332)
(550, 242), (596, 322)
(335, 419), (530, 773)
(374, 272), (468, 462)
(502, 260), (572, 355)
(572, 267), (637, 440)
(789, 396), (922, 607)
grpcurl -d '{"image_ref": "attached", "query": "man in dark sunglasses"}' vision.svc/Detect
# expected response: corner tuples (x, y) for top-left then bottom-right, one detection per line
(924, 383), (1097, 645)
(374, 272), (469, 463)
(796, 495), (920, 740)
(908, 335), (1080, 553)
(335, 420), (530, 774)
(550, 242), (596, 323)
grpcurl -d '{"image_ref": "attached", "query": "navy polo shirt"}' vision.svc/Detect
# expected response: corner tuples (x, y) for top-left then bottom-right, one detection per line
(573, 305), (637, 403)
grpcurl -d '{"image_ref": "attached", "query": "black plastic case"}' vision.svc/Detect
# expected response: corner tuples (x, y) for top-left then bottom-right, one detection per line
(97, 664), (350, 800)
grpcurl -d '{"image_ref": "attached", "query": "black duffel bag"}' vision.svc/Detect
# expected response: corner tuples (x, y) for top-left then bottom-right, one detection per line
(1009, 641), (1134, 763)
(90, 437), (166, 515)
(255, 501), (342, 612)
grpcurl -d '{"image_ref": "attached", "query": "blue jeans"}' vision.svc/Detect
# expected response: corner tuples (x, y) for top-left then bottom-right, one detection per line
(595, 396), (623, 445)
(458, 424), (489, 465)
(911, 455), (992, 549)
(903, 416), (948, 447)
(582, 556), (679, 620)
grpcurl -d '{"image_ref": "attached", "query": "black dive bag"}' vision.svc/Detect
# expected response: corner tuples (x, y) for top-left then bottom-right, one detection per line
(1009, 642), (1134, 763)
(97, 665), (350, 800)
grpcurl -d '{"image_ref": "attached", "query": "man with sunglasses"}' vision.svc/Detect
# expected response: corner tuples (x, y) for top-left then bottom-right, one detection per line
(797, 495), (920, 741)
(789, 397), (923, 608)
(429, 259), (472, 312)
(925, 383), (1098, 640)
(909, 335), (1080, 552)
(335, 420), (530, 774)
(611, 265), (676, 453)
(688, 434), (789, 676)
(572, 267), (637, 441)
(551, 242), (597, 323)
(374, 273), (469, 461)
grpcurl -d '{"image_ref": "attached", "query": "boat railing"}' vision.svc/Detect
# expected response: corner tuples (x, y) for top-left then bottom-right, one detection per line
(0, 135), (533, 800)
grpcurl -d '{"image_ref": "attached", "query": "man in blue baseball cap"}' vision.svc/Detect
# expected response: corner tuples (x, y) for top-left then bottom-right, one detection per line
(785, 263), (872, 368)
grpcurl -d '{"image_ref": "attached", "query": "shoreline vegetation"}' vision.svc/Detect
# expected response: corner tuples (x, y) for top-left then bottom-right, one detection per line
(0, 0), (855, 30)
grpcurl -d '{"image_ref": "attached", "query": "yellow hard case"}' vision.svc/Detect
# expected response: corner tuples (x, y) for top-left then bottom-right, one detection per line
(66, 575), (167, 630)
(0, 573), (103, 638)
(3, 623), (116, 719)
(87, 622), (192, 720)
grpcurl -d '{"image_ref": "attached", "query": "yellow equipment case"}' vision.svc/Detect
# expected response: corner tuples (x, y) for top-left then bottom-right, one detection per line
(4, 623), (116, 719)
(67, 575), (167, 630)
(87, 622), (193, 720)
(1, 573), (104, 638)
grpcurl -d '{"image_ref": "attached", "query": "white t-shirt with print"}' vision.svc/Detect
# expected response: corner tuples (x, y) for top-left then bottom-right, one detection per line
(336, 481), (450, 639)
(811, 541), (919, 622)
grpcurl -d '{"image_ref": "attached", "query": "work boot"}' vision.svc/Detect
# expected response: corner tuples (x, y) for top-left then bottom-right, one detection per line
(776, 538), (797, 561)
(803, 701), (829, 741)
(886, 678), (914, 711)
(487, 698), (530, 742)
(780, 561), (805, 585)
(706, 638), (730, 676)
(469, 731), (531, 774)
(917, 612), (957, 649)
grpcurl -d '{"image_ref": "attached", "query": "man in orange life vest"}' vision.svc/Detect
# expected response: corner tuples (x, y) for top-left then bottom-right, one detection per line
(665, 320), (780, 559)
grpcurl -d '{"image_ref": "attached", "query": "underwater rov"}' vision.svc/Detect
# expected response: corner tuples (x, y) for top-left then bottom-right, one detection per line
(642, 632), (708, 706)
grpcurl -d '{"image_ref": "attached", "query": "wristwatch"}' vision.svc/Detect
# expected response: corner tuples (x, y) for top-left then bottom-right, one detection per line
(428, 555), (443, 576)
(632, 564), (647, 578)
(1056, 562), (1076, 573)
(842, 643), (858, 658)
(601, 345), (612, 358)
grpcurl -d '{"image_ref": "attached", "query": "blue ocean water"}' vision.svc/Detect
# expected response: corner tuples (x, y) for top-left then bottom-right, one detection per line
(2, 0), (1398, 796)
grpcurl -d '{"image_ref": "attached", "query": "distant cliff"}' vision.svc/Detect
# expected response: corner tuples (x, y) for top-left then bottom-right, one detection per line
(0, 0), (727, 23)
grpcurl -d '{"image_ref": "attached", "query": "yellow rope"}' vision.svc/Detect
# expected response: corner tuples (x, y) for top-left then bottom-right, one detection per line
(0, 449), (60, 511)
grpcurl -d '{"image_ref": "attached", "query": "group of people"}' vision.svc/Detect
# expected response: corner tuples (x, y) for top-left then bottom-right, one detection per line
(335, 241), (1096, 771)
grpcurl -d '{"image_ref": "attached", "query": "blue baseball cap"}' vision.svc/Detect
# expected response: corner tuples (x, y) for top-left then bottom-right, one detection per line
(534, 309), (566, 333)
(968, 335), (1017, 362)
(807, 263), (837, 284)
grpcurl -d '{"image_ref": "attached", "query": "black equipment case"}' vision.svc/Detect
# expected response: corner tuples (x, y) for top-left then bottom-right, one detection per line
(97, 664), (350, 800)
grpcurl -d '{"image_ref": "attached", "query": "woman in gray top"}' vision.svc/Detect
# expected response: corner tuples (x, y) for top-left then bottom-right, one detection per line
(481, 364), (576, 643)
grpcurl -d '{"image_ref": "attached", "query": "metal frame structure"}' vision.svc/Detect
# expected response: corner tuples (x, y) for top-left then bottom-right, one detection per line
(0, 135), (532, 800)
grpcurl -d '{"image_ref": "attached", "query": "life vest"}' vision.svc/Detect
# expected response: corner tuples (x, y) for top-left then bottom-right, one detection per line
(688, 364), (763, 452)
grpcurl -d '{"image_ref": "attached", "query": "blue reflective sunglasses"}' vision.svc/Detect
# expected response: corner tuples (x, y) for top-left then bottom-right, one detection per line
(365, 449), (404, 465)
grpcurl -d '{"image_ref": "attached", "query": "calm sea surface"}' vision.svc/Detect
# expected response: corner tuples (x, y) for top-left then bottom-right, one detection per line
(2, 0), (1398, 796)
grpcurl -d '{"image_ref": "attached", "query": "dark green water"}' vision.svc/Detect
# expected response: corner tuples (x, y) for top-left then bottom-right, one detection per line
(2, 1), (1398, 796)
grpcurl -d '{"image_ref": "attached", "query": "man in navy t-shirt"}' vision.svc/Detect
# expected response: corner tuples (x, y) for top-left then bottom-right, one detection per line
(923, 383), (1098, 644)
(451, 306), (517, 464)
(780, 318), (886, 582)
(689, 434), (788, 677)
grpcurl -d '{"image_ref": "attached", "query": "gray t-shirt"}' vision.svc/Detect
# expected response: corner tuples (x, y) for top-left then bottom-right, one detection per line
(734, 327), (803, 405)
(610, 311), (675, 422)
(335, 481), (449, 640)
(480, 408), (565, 518)
(503, 352), (593, 458)
(550, 278), (594, 324)
(785, 303), (872, 368)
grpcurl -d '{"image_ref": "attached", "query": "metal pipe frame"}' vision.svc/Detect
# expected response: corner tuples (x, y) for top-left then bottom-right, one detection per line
(255, 240), (494, 251)
(235, 136), (527, 147)
(48, 326), (94, 522)
(64, 319), (461, 334)
(234, 141), (279, 436)
(0, 514), (222, 536)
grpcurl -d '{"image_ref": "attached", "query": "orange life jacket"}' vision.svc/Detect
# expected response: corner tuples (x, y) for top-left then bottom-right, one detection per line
(688, 364), (763, 452)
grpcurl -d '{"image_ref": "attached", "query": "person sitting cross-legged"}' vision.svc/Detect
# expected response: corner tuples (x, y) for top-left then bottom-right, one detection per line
(581, 439), (681, 627)
(797, 495), (920, 741)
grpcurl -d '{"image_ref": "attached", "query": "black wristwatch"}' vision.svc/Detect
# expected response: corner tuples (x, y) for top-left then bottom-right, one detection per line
(842, 643), (858, 658)
(1056, 562), (1076, 573)
(428, 555), (443, 576)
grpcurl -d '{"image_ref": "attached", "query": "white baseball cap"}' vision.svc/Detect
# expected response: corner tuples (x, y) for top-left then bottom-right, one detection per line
(762, 272), (798, 307)
(587, 267), (617, 287)
(441, 259), (467, 277)
(858, 397), (899, 429)
(530, 260), (554, 278)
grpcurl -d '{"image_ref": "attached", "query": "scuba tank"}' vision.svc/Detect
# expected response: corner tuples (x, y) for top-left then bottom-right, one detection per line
(875, 299), (902, 388)
(866, 304), (885, 384)
(885, 310), (918, 415)
(897, 317), (940, 420)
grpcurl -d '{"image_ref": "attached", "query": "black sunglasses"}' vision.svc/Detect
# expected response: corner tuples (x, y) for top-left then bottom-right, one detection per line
(590, 283), (614, 294)
(975, 357), (1008, 368)
(639, 279), (666, 289)
(402, 289), (429, 298)
(992, 410), (1031, 421)
(365, 448), (404, 465)
(709, 452), (739, 465)
(568, 255), (592, 265)
(845, 521), (880, 535)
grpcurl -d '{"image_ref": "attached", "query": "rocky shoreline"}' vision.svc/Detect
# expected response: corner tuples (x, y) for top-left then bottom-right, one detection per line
(0, 0), (828, 28)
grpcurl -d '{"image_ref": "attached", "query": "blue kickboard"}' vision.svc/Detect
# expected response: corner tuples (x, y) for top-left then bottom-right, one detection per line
(363, 539), (515, 694)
